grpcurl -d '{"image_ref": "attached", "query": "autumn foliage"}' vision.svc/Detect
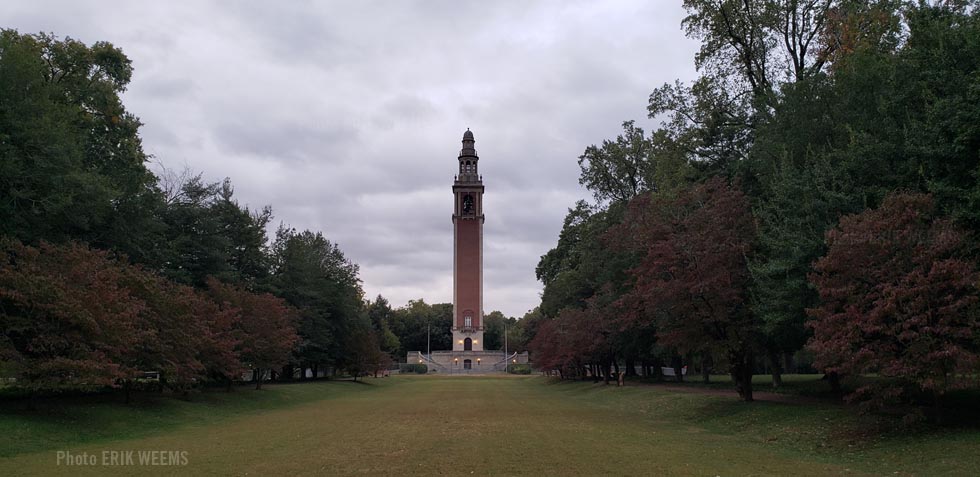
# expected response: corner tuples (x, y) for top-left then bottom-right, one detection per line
(0, 241), (143, 393)
(529, 178), (762, 398)
(807, 193), (980, 413)
(528, 303), (612, 381)
(207, 278), (299, 389)
(617, 178), (759, 399)
(0, 239), (300, 396)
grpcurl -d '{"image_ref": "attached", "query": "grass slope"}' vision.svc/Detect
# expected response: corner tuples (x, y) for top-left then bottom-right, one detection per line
(1, 376), (978, 475)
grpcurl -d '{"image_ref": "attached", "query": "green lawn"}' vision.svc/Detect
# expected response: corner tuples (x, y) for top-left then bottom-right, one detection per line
(1, 376), (978, 475)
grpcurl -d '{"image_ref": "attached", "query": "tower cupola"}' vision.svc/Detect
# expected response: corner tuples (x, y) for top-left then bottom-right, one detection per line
(458, 129), (479, 181)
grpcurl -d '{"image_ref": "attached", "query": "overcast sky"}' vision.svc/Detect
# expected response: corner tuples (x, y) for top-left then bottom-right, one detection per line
(4, 1), (699, 317)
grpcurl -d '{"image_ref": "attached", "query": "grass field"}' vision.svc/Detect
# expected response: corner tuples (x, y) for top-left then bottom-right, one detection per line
(1, 375), (978, 476)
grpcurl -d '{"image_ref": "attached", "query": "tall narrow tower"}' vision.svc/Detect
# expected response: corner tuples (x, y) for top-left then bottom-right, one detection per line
(452, 129), (484, 352)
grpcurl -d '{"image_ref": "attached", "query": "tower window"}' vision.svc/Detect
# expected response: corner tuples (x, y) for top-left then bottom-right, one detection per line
(464, 315), (472, 327)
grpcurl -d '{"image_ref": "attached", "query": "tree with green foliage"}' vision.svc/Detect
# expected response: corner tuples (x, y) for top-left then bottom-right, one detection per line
(388, 299), (452, 356)
(0, 30), (164, 261)
(366, 295), (401, 353)
(158, 176), (235, 287)
(578, 121), (656, 205)
(344, 320), (382, 382)
(482, 310), (508, 350)
(270, 226), (363, 376)
(211, 181), (273, 288)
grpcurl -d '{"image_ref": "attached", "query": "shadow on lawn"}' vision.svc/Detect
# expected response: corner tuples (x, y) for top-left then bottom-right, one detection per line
(538, 374), (980, 447)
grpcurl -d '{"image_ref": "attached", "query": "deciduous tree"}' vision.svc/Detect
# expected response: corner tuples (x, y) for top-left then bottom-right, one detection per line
(207, 278), (299, 389)
(615, 178), (759, 400)
(0, 240), (142, 401)
(808, 193), (980, 418)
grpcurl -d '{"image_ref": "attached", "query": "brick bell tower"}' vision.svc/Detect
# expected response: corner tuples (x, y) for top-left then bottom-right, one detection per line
(452, 129), (484, 352)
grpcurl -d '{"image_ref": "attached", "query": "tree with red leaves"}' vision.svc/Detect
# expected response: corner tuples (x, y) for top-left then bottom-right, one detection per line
(527, 319), (562, 376)
(614, 178), (759, 400)
(189, 285), (242, 390)
(0, 240), (248, 402)
(207, 278), (299, 390)
(119, 269), (214, 395)
(0, 240), (143, 404)
(808, 193), (980, 418)
(528, 307), (605, 380)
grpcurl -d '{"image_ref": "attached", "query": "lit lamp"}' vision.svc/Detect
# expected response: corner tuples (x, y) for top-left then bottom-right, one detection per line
(477, 358), (481, 365)
(473, 340), (478, 345)
(512, 359), (517, 363)
(419, 359), (423, 363)
(458, 340), (463, 344)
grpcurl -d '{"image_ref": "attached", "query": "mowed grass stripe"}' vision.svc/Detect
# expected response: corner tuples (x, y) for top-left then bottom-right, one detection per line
(3, 376), (975, 475)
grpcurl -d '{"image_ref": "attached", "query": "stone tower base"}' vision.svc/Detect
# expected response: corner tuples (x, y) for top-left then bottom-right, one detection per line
(407, 350), (529, 374)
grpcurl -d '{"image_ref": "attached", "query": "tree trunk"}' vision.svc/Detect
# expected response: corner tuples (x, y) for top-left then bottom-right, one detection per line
(255, 369), (264, 390)
(625, 358), (636, 377)
(700, 354), (711, 384)
(124, 381), (132, 404)
(652, 357), (664, 382)
(768, 349), (783, 389)
(731, 351), (754, 402)
(824, 372), (842, 398)
(603, 362), (611, 385)
(671, 355), (684, 383)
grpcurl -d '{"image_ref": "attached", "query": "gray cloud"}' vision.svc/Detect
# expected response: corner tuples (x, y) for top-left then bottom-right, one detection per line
(2, 0), (699, 317)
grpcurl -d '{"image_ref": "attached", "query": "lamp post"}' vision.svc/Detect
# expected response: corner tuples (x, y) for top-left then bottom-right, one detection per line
(504, 323), (508, 357)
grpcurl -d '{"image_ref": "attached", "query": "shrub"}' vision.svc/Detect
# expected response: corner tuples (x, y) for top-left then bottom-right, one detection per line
(400, 363), (428, 374)
(507, 364), (531, 375)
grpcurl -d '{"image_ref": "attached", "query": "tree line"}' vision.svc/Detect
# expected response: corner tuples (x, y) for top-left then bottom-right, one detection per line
(0, 30), (437, 401)
(0, 29), (380, 396)
(364, 297), (531, 357)
(0, 29), (533, 399)
(527, 0), (980, 417)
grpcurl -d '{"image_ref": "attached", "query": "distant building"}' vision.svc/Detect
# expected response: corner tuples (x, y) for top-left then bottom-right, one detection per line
(408, 130), (528, 373)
